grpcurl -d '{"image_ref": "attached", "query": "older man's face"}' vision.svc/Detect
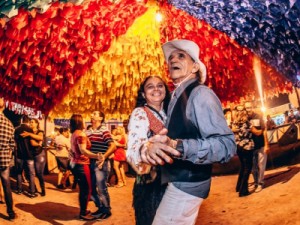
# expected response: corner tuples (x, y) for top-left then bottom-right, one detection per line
(167, 50), (195, 83)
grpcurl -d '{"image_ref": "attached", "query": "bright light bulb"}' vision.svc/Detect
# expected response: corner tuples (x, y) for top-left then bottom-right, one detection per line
(155, 12), (163, 22)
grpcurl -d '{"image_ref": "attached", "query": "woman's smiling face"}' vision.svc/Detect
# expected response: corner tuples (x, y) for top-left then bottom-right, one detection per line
(143, 77), (166, 107)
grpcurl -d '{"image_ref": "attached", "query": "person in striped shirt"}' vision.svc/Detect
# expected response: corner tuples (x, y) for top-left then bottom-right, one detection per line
(86, 111), (116, 220)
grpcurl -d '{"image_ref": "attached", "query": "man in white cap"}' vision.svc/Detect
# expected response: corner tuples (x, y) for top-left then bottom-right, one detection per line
(140, 39), (236, 224)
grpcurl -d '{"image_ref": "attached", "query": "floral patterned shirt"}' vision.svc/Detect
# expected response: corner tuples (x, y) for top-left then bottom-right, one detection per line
(126, 107), (167, 174)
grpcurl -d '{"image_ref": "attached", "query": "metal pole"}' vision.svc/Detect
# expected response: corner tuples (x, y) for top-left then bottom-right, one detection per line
(294, 85), (300, 108)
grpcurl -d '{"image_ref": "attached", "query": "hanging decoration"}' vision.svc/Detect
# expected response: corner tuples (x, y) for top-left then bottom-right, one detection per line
(0, 0), (147, 114)
(5, 100), (43, 119)
(50, 4), (166, 120)
(0, 0), (298, 120)
(167, 0), (300, 82)
(158, 2), (292, 105)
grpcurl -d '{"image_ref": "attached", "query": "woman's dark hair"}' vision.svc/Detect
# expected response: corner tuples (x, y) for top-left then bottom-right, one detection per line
(70, 114), (85, 133)
(30, 118), (40, 129)
(135, 75), (171, 112)
(223, 108), (231, 115)
(59, 127), (69, 134)
(21, 115), (30, 123)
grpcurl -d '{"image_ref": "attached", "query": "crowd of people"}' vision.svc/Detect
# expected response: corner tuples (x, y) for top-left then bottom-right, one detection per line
(0, 101), (130, 221)
(2, 38), (294, 224)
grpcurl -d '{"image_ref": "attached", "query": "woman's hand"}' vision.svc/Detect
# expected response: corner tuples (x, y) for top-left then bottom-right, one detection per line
(20, 131), (31, 137)
(97, 152), (104, 162)
(140, 128), (181, 166)
(96, 153), (105, 169)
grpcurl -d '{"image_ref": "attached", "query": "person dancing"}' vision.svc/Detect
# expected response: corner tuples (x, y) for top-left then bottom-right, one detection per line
(69, 114), (103, 221)
(127, 75), (170, 225)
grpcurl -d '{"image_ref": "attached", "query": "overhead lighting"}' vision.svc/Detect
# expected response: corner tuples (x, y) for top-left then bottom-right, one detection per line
(155, 11), (163, 22)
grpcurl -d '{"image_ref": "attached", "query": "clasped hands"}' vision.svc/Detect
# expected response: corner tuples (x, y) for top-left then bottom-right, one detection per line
(140, 128), (181, 166)
(96, 152), (105, 169)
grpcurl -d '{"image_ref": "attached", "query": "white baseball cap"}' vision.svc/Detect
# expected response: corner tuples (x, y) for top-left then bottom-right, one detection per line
(162, 39), (207, 84)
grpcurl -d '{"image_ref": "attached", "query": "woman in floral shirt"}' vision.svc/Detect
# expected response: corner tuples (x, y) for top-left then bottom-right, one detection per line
(126, 76), (170, 225)
(234, 109), (255, 197)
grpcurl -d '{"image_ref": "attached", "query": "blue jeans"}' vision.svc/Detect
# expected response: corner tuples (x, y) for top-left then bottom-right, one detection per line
(252, 147), (267, 186)
(34, 150), (46, 191)
(16, 158), (36, 193)
(0, 166), (14, 215)
(90, 159), (111, 213)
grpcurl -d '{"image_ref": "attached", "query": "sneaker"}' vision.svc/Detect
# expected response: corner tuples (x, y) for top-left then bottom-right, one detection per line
(79, 214), (95, 221)
(28, 192), (38, 198)
(8, 213), (16, 221)
(255, 184), (263, 193)
(57, 184), (66, 189)
(91, 209), (103, 219)
(16, 189), (23, 195)
(98, 212), (112, 220)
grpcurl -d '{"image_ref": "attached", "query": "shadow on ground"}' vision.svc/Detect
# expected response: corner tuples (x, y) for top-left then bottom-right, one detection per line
(15, 201), (98, 225)
(263, 165), (300, 189)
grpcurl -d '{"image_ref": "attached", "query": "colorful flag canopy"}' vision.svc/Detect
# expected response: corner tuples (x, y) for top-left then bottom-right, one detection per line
(0, 0), (299, 120)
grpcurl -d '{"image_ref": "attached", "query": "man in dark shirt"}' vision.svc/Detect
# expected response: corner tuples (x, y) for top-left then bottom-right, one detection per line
(0, 97), (16, 220)
(14, 115), (37, 198)
(245, 102), (266, 193)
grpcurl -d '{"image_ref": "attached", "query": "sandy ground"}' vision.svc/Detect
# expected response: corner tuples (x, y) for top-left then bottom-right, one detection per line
(0, 162), (300, 225)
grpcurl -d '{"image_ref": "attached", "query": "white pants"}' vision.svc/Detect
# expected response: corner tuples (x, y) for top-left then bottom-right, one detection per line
(152, 183), (203, 225)
(253, 147), (267, 185)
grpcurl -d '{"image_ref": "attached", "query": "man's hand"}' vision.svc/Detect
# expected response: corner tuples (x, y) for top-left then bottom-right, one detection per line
(140, 128), (181, 166)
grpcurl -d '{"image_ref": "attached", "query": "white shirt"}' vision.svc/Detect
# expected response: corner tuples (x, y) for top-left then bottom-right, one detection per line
(55, 134), (70, 157)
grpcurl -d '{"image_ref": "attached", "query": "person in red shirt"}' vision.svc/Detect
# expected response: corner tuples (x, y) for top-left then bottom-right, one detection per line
(69, 114), (103, 221)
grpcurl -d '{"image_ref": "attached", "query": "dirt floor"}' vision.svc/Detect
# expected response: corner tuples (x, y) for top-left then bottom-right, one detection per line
(1, 161), (300, 225)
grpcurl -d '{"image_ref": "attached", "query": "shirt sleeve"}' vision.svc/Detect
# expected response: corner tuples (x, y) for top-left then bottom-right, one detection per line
(100, 126), (114, 145)
(184, 86), (237, 164)
(126, 107), (151, 174)
(77, 134), (87, 145)
(8, 123), (15, 151)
